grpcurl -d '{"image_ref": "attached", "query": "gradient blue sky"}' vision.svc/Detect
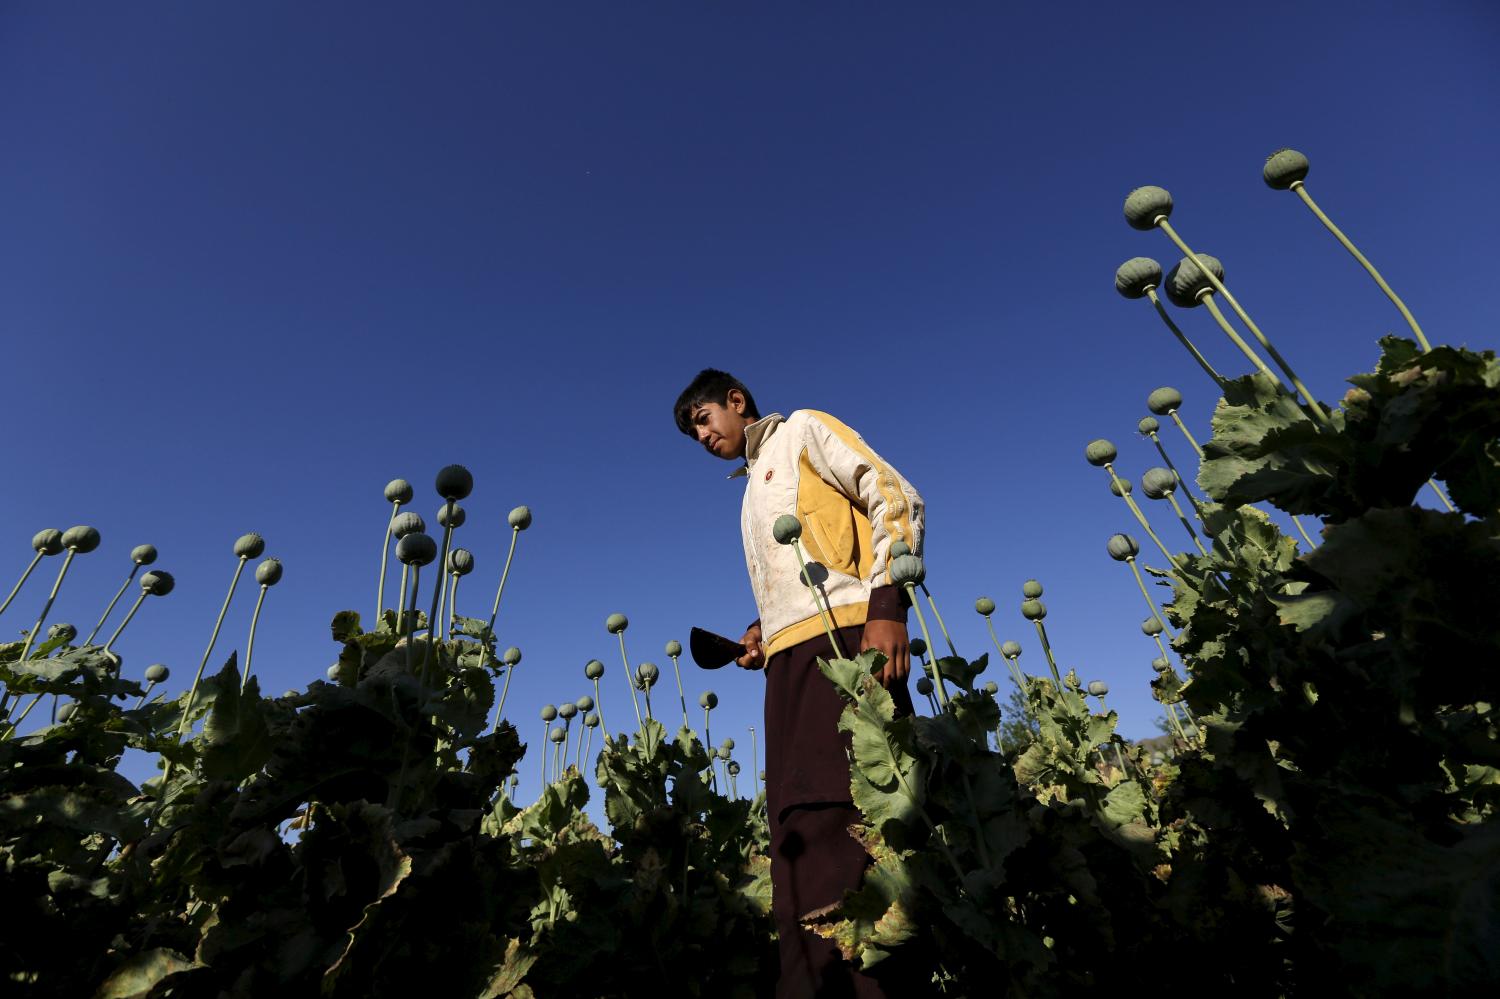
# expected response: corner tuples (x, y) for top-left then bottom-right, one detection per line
(3, 2), (1497, 797)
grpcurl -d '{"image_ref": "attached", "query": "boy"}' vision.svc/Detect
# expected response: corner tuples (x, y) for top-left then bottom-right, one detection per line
(673, 368), (924, 998)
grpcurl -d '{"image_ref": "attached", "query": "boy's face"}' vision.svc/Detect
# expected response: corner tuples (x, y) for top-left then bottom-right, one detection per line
(688, 389), (754, 461)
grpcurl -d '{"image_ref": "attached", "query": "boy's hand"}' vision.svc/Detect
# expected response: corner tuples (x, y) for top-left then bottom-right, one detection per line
(737, 623), (764, 669)
(861, 619), (910, 689)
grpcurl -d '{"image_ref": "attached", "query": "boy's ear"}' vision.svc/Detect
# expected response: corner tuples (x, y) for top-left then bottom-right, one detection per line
(726, 388), (746, 415)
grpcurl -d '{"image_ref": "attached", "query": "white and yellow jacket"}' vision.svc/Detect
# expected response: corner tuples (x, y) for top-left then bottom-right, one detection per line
(735, 410), (925, 658)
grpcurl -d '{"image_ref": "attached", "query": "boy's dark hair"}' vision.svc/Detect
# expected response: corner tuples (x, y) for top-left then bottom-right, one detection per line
(673, 369), (760, 436)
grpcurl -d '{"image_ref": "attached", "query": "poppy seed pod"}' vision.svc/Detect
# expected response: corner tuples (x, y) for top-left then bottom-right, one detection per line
(48, 622), (77, 643)
(541, 704), (558, 722)
(434, 465), (474, 502)
(437, 504), (466, 529)
(584, 712), (600, 728)
(392, 512), (426, 538)
(1142, 617), (1164, 636)
(1088, 680), (1109, 697)
(141, 570), (175, 596)
(1085, 439), (1117, 467)
(233, 533), (265, 559)
(722, 737), (735, 751)
(1021, 599), (1046, 621)
(915, 676), (934, 696)
(1138, 417), (1160, 435)
(1141, 467), (1177, 500)
(576, 694), (594, 711)
(448, 548), (475, 576)
(637, 662), (659, 685)
(1165, 254), (1225, 309)
(32, 529), (63, 555)
(130, 544), (158, 566)
(1152, 656), (1171, 671)
(584, 659), (604, 679)
(145, 663), (170, 683)
(665, 640), (682, 657)
(1001, 640), (1022, 659)
(605, 613), (628, 634)
(983, 680), (999, 695)
(700, 691), (718, 709)
(63, 526), (101, 553)
(1124, 186), (1173, 230)
(1021, 580), (1043, 599)
(502, 647), (522, 666)
(395, 533), (437, 567)
(255, 558), (283, 586)
(508, 506), (533, 530)
(1147, 387), (1185, 415)
(889, 540), (911, 558)
(716, 746), (731, 760)
(975, 596), (996, 617)
(909, 637), (927, 658)
(727, 760), (741, 776)
(326, 665), (340, 681)
(1111, 477), (1133, 497)
(385, 478), (414, 504)
(558, 702), (578, 720)
(1263, 148), (1310, 190)
(1107, 534), (1140, 561)
(889, 554), (925, 587)
(1114, 257), (1163, 299)
(548, 726), (566, 744)
(772, 514), (802, 545)
(57, 702), (77, 722)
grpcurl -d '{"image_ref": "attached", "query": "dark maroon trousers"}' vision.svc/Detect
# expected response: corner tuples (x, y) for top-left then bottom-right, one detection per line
(764, 623), (919, 999)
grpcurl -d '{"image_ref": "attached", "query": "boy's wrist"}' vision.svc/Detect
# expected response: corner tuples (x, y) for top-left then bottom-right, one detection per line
(867, 585), (907, 623)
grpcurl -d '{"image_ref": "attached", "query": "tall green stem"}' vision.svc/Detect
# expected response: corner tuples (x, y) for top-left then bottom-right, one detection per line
(618, 633), (643, 730)
(1291, 183), (1431, 352)
(241, 586), (269, 692)
(574, 716), (587, 769)
(540, 721), (551, 785)
(376, 500), (399, 624)
(1146, 289), (1227, 388)
(488, 664), (515, 735)
(1163, 493), (1209, 556)
(0, 552), (43, 619)
(179, 557), (248, 739)
(919, 583), (959, 658)
(668, 653), (689, 730)
(1158, 220), (1331, 423)
(750, 725), (758, 795)
(704, 708), (717, 792)
(591, 677), (608, 745)
(445, 573), (460, 640)
(486, 528), (520, 640)
(86, 565), (140, 645)
(395, 564), (410, 633)
(1166, 409), (1204, 459)
(422, 505), (456, 672)
(904, 584), (949, 707)
(1199, 293), (1285, 388)
(789, 538), (844, 659)
(1126, 558), (1175, 638)
(14, 550), (77, 671)
(103, 591), (148, 654)
(983, 616), (1028, 691)
(1030, 618), (1064, 688)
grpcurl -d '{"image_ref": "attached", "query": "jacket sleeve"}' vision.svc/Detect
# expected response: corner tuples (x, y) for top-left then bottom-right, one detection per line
(799, 411), (925, 619)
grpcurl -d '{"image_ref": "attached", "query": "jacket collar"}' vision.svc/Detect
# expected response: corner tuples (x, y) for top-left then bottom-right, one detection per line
(728, 413), (783, 479)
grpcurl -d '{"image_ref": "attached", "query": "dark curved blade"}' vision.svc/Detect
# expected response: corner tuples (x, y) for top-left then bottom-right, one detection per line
(690, 627), (746, 670)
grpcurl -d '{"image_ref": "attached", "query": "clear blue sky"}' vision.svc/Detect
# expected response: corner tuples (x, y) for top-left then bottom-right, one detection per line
(3, 2), (1497, 797)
